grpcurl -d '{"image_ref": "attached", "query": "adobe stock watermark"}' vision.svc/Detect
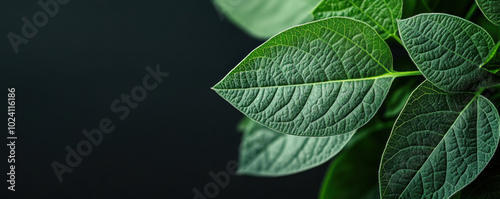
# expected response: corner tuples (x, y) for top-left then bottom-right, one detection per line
(192, 160), (238, 199)
(7, 0), (71, 54)
(51, 64), (169, 183)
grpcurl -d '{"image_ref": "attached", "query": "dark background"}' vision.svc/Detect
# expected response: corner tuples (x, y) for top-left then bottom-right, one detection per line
(0, 0), (330, 198)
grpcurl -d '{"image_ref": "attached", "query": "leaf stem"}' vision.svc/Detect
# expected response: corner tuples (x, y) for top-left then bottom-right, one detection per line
(476, 87), (486, 96)
(465, 3), (478, 20)
(391, 34), (403, 46)
(421, 0), (432, 12)
(391, 70), (422, 77)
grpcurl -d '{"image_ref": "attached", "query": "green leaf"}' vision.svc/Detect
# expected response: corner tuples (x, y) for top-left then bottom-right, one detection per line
(319, 116), (393, 199)
(379, 81), (500, 199)
(476, 0), (500, 26)
(398, 13), (500, 92)
(213, 0), (321, 39)
(459, 147), (500, 199)
(237, 117), (354, 176)
(312, 0), (402, 39)
(213, 17), (419, 136)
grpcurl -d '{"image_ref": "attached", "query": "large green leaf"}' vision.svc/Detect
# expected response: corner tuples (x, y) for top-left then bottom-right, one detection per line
(312, 0), (402, 39)
(476, 0), (500, 26)
(379, 81), (500, 199)
(213, 0), (321, 39)
(398, 13), (500, 92)
(213, 17), (419, 137)
(237, 117), (354, 176)
(319, 116), (392, 199)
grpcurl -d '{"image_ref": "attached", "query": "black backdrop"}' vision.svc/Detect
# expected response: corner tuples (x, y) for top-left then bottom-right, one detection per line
(1, 1), (329, 198)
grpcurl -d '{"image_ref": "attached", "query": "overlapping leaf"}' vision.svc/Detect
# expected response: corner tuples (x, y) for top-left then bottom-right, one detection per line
(213, 17), (401, 137)
(379, 81), (500, 199)
(213, 0), (321, 39)
(312, 0), (402, 39)
(398, 13), (500, 92)
(237, 118), (354, 176)
(476, 0), (500, 26)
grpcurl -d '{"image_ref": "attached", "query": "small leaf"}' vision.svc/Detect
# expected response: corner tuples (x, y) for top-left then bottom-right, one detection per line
(237, 117), (354, 176)
(312, 0), (402, 39)
(319, 116), (392, 199)
(379, 81), (500, 199)
(476, 0), (500, 26)
(213, 0), (321, 39)
(398, 13), (500, 92)
(214, 17), (403, 136)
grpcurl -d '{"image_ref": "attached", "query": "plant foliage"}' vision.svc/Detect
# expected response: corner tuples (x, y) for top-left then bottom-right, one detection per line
(213, 0), (500, 198)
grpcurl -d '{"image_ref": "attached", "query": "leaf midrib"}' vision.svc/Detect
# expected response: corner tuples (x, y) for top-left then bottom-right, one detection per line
(214, 74), (395, 91)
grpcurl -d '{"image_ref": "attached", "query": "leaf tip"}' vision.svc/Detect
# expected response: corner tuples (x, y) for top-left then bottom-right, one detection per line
(210, 83), (221, 91)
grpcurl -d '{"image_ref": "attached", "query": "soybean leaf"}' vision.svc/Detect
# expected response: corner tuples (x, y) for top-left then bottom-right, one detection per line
(476, 0), (500, 26)
(398, 13), (500, 92)
(213, 17), (413, 137)
(379, 81), (500, 199)
(312, 0), (402, 39)
(319, 116), (393, 199)
(213, 0), (321, 39)
(237, 117), (354, 176)
(459, 147), (500, 199)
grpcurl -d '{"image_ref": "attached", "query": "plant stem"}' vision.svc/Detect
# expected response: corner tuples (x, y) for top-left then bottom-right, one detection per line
(421, 0), (432, 12)
(476, 87), (486, 96)
(392, 70), (422, 77)
(391, 34), (403, 46)
(465, 3), (478, 20)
